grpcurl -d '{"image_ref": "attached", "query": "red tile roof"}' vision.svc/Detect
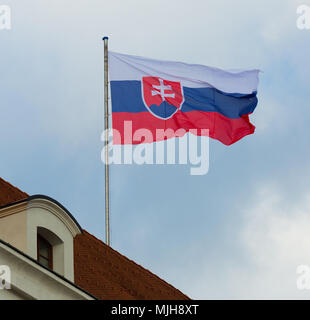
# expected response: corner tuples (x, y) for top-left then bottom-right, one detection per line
(74, 230), (189, 300)
(0, 177), (29, 207)
(0, 177), (189, 300)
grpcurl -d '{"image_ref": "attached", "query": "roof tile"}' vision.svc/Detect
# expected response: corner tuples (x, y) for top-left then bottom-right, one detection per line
(0, 177), (28, 207)
(74, 230), (189, 300)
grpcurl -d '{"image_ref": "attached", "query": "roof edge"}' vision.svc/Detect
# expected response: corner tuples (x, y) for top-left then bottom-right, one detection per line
(0, 195), (83, 233)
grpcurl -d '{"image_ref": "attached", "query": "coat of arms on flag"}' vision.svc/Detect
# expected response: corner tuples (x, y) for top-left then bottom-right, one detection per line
(141, 77), (184, 119)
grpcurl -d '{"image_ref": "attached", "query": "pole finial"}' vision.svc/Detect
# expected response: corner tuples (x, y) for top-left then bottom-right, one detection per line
(102, 36), (109, 41)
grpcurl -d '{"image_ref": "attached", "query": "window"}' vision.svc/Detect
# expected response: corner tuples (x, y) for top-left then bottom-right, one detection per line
(37, 235), (53, 269)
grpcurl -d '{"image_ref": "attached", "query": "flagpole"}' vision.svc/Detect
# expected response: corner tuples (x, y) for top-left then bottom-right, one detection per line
(103, 36), (110, 246)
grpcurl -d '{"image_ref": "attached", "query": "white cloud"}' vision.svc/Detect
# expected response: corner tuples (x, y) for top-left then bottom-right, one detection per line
(237, 184), (310, 298)
(165, 183), (310, 299)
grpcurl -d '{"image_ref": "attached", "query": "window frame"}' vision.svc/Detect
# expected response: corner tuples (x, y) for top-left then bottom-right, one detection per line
(37, 234), (53, 270)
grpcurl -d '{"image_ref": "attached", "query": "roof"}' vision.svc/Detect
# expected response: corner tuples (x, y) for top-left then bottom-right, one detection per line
(0, 177), (189, 300)
(0, 177), (28, 206)
(74, 230), (189, 300)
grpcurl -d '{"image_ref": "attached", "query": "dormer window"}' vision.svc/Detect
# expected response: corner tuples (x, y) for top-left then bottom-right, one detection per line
(37, 235), (53, 269)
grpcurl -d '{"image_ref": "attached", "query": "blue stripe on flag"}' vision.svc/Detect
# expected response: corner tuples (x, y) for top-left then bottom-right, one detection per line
(110, 80), (258, 119)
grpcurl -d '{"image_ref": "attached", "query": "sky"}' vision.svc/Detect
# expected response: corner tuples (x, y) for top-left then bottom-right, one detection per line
(1, 0), (310, 299)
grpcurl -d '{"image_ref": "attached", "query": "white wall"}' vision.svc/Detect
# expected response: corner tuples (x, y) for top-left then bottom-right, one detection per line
(0, 197), (81, 283)
(0, 242), (94, 300)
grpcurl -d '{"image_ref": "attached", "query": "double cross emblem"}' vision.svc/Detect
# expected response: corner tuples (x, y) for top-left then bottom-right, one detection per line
(142, 76), (184, 119)
(151, 78), (175, 100)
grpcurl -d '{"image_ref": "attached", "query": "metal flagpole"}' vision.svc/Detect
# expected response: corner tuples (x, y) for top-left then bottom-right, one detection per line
(103, 36), (110, 246)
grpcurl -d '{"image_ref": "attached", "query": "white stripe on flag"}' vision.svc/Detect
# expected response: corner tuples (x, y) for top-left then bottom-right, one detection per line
(109, 51), (259, 94)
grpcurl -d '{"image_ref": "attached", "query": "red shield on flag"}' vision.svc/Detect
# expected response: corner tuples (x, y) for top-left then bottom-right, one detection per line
(141, 77), (184, 119)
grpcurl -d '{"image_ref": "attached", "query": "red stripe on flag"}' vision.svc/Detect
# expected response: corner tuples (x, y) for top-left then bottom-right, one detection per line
(112, 111), (255, 146)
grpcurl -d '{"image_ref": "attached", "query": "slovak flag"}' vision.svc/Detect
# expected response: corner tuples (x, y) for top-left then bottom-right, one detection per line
(109, 51), (259, 145)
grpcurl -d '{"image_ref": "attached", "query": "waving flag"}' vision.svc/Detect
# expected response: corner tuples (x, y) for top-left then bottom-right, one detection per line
(109, 51), (259, 145)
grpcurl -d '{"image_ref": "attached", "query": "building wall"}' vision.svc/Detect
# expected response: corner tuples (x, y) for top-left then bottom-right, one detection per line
(0, 203), (27, 252)
(0, 288), (26, 300)
(27, 205), (75, 281)
(0, 198), (81, 283)
(0, 242), (94, 300)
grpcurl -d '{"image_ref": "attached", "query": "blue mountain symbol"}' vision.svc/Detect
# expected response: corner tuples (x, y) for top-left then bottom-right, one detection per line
(148, 101), (178, 119)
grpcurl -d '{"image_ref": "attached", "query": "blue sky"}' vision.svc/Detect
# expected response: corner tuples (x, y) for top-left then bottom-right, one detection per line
(1, 0), (310, 299)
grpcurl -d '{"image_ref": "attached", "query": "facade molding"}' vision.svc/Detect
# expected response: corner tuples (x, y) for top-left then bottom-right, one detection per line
(27, 198), (81, 238)
(0, 240), (95, 300)
(0, 202), (27, 219)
